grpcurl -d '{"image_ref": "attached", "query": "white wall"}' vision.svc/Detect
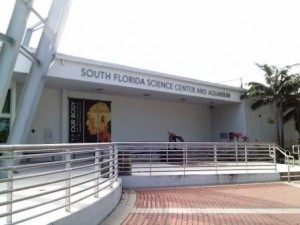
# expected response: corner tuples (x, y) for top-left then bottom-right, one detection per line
(284, 120), (299, 148)
(244, 100), (277, 143)
(19, 86), (300, 147)
(27, 88), (212, 143)
(244, 99), (299, 148)
(211, 99), (299, 147)
(27, 88), (62, 144)
(111, 96), (211, 142)
(52, 180), (122, 225)
(122, 174), (280, 189)
(211, 102), (246, 141)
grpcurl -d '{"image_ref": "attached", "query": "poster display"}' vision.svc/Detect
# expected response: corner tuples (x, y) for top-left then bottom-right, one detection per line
(69, 98), (111, 143)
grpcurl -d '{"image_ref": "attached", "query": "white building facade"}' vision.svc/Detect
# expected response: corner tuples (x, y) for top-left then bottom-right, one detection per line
(1, 53), (297, 148)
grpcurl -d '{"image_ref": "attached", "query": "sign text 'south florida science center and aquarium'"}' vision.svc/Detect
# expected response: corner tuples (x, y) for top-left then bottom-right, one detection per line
(81, 67), (231, 99)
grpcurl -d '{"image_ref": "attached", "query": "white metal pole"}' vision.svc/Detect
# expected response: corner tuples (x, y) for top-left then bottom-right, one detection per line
(94, 148), (100, 198)
(65, 148), (71, 212)
(109, 145), (113, 186)
(6, 151), (14, 224)
(7, 0), (73, 145)
(0, 0), (34, 113)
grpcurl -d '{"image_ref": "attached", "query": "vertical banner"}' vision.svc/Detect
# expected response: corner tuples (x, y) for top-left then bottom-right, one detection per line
(85, 100), (111, 143)
(69, 98), (84, 143)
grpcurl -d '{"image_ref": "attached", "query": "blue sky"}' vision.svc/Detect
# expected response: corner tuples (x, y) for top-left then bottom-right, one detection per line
(1, 0), (300, 86)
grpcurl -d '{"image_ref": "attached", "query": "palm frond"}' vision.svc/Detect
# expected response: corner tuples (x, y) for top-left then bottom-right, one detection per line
(250, 99), (273, 110)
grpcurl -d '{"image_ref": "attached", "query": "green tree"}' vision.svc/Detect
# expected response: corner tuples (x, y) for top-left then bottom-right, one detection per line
(242, 63), (299, 147)
(282, 77), (300, 141)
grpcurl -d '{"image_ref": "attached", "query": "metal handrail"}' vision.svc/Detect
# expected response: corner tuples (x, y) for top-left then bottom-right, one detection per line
(274, 145), (295, 165)
(0, 142), (293, 224)
(273, 145), (295, 183)
(117, 142), (277, 176)
(0, 143), (118, 225)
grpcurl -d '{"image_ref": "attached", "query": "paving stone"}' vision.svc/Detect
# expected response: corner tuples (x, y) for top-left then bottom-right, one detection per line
(101, 182), (300, 225)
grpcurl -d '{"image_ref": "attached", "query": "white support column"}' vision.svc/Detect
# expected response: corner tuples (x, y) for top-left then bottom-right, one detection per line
(0, 0), (34, 113)
(0, 0), (72, 179)
(7, 0), (72, 144)
(10, 82), (17, 126)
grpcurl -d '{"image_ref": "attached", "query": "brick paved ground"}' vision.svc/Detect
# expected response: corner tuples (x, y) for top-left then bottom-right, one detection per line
(102, 182), (300, 225)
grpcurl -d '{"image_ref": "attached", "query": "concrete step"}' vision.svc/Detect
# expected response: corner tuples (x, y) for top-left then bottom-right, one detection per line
(280, 171), (300, 181)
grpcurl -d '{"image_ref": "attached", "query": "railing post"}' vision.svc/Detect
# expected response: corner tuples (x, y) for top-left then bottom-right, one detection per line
(150, 144), (152, 176)
(114, 144), (118, 180)
(297, 145), (300, 166)
(284, 146), (291, 183)
(292, 145), (299, 165)
(119, 150), (123, 176)
(94, 147), (100, 198)
(182, 145), (186, 176)
(288, 161), (291, 183)
(6, 151), (14, 224)
(273, 145), (277, 172)
(245, 144), (248, 172)
(235, 142), (238, 163)
(65, 148), (71, 212)
(109, 145), (113, 186)
(167, 144), (169, 163)
(214, 144), (217, 174)
(185, 145), (188, 165)
(183, 145), (186, 176)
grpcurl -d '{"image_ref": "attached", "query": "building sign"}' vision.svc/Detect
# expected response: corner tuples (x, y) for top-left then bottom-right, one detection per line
(69, 98), (84, 143)
(69, 98), (111, 143)
(80, 67), (232, 99)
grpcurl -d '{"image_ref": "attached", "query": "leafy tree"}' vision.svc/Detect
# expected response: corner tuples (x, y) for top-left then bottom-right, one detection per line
(282, 79), (300, 139)
(242, 63), (299, 147)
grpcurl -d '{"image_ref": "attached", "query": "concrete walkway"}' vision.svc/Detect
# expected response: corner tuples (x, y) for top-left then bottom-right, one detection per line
(101, 182), (300, 225)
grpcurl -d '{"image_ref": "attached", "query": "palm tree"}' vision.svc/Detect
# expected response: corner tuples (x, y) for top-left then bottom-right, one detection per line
(282, 78), (300, 142)
(242, 63), (299, 147)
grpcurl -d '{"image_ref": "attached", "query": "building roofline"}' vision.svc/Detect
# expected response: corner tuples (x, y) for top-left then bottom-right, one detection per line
(56, 52), (246, 92)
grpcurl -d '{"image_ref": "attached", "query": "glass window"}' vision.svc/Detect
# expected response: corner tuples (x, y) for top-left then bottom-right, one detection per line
(2, 89), (11, 114)
(0, 118), (10, 143)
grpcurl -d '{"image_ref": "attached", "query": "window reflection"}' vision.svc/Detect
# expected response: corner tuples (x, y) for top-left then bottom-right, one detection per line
(2, 89), (11, 114)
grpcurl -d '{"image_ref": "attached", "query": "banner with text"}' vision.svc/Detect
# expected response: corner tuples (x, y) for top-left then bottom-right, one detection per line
(69, 98), (111, 143)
